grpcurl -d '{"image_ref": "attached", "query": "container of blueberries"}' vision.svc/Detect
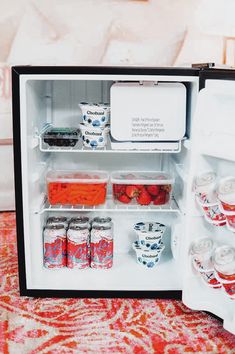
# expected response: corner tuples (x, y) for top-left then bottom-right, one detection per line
(43, 127), (80, 147)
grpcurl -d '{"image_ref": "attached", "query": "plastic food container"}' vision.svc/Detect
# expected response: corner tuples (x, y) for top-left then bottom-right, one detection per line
(111, 171), (174, 205)
(79, 102), (110, 127)
(132, 241), (165, 268)
(43, 127), (80, 147)
(46, 170), (108, 206)
(80, 123), (110, 149)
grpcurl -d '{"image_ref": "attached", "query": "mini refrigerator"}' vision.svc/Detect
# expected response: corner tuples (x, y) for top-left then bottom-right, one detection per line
(12, 66), (235, 335)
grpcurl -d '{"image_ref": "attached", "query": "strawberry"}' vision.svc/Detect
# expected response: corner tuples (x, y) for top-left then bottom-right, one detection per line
(153, 191), (169, 205)
(136, 188), (152, 205)
(146, 185), (160, 196)
(113, 184), (126, 197)
(125, 185), (140, 198)
(161, 184), (172, 193)
(117, 194), (131, 204)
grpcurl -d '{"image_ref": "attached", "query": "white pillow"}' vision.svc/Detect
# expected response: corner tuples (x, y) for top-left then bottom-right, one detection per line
(8, 3), (112, 66)
(174, 30), (224, 67)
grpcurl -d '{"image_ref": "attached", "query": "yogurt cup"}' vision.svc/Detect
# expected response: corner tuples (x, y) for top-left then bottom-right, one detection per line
(133, 222), (166, 250)
(193, 171), (217, 204)
(132, 240), (165, 268)
(204, 213), (226, 227)
(217, 177), (235, 212)
(80, 123), (110, 149)
(79, 102), (110, 128)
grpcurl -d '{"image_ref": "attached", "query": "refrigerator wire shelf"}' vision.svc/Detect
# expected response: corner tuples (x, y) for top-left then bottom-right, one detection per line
(37, 195), (180, 214)
(37, 125), (183, 154)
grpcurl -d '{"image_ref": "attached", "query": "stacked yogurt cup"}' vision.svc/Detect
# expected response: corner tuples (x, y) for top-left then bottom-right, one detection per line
(79, 102), (110, 149)
(132, 222), (166, 268)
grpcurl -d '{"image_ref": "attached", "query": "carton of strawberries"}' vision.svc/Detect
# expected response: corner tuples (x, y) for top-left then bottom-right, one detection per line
(111, 171), (174, 206)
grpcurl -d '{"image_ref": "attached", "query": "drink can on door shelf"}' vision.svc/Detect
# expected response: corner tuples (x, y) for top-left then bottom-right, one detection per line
(217, 177), (235, 212)
(213, 246), (235, 299)
(190, 238), (221, 288)
(67, 225), (90, 269)
(90, 225), (113, 269)
(44, 224), (67, 269)
(193, 171), (217, 203)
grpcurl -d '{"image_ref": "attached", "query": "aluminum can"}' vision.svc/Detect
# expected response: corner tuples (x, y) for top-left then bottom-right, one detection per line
(190, 237), (214, 270)
(213, 246), (235, 298)
(47, 216), (69, 229)
(44, 224), (67, 268)
(92, 217), (112, 228)
(67, 225), (90, 269)
(69, 216), (90, 229)
(90, 225), (113, 269)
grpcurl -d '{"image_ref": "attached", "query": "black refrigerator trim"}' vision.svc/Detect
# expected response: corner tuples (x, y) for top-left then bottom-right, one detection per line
(199, 68), (235, 90)
(12, 65), (199, 299)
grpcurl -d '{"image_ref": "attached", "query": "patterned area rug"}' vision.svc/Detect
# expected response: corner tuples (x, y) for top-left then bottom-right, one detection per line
(1, 212), (235, 353)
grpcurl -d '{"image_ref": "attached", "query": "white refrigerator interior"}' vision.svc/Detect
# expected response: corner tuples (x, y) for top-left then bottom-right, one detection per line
(17, 71), (235, 334)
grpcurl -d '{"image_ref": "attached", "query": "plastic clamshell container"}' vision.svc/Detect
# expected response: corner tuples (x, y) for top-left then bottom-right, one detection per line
(47, 170), (108, 206)
(111, 171), (174, 205)
(43, 127), (80, 147)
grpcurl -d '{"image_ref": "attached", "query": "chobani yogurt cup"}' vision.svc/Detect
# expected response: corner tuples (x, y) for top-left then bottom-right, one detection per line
(80, 123), (110, 149)
(134, 222), (166, 250)
(190, 237), (214, 271)
(132, 240), (165, 268)
(193, 171), (217, 204)
(217, 177), (235, 212)
(79, 102), (110, 128)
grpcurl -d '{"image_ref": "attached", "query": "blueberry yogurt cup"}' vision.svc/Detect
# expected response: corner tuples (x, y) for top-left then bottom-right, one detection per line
(79, 102), (110, 128)
(80, 123), (110, 149)
(132, 240), (165, 268)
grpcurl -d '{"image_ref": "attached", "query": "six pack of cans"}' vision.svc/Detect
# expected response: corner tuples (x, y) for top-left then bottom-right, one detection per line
(43, 216), (113, 270)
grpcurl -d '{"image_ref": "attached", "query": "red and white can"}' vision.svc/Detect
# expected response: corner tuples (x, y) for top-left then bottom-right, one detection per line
(44, 224), (67, 269)
(193, 171), (217, 203)
(213, 245), (235, 298)
(92, 217), (112, 228)
(69, 216), (90, 229)
(47, 216), (69, 229)
(90, 225), (113, 269)
(217, 177), (235, 212)
(67, 225), (90, 269)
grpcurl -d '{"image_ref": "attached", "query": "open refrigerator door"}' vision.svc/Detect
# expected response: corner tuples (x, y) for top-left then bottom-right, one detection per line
(182, 70), (235, 335)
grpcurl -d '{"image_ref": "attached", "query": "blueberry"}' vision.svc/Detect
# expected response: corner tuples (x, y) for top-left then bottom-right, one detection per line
(138, 257), (142, 263)
(141, 240), (145, 245)
(82, 136), (85, 141)
(143, 261), (147, 265)
(155, 257), (159, 262)
(83, 115), (87, 120)
(90, 140), (98, 148)
(88, 119), (92, 124)
(92, 120), (100, 127)
(98, 137), (103, 142)
(146, 243), (150, 248)
(86, 139), (90, 144)
(151, 244), (158, 250)
(147, 262), (154, 268)
(101, 116), (106, 122)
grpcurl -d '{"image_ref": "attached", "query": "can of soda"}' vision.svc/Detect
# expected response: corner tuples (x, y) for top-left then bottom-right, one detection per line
(92, 217), (112, 228)
(47, 216), (69, 229)
(213, 246), (235, 298)
(69, 216), (90, 229)
(44, 224), (67, 268)
(190, 237), (214, 270)
(90, 225), (113, 269)
(67, 225), (90, 269)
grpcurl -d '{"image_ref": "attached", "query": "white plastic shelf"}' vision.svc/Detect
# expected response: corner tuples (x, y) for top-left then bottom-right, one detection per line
(37, 125), (182, 154)
(37, 195), (180, 214)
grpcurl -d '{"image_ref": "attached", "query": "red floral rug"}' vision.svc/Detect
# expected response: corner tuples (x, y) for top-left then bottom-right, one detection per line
(1, 212), (235, 353)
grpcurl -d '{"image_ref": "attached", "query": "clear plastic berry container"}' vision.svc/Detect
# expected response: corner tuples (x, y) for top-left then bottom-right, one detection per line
(43, 127), (80, 147)
(46, 170), (108, 206)
(110, 171), (174, 206)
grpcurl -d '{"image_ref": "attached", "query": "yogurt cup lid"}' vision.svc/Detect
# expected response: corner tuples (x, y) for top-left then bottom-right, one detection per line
(218, 177), (235, 204)
(213, 246), (235, 275)
(190, 237), (214, 256)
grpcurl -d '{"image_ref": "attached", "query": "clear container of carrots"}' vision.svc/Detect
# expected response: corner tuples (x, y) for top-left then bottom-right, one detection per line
(46, 170), (108, 206)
